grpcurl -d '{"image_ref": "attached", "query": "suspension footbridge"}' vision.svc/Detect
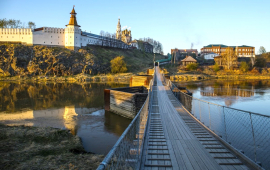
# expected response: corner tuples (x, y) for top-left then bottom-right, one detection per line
(97, 66), (268, 170)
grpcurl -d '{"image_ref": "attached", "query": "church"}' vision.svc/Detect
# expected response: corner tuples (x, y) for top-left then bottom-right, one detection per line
(0, 6), (130, 50)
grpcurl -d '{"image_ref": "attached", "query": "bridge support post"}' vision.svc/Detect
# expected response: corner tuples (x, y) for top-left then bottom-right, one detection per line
(249, 112), (257, 163)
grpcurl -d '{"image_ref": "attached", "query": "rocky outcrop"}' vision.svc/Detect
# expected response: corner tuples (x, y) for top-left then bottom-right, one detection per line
(0, 44), (108, 76)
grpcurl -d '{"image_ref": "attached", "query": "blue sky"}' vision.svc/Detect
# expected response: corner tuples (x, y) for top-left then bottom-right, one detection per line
(1, 0), (269, 54)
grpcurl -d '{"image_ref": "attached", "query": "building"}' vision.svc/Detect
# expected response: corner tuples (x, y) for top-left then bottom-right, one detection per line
(130, 40), (153, 53)
(181, 56), (197, 66)
(0, 7), (129, 50)
(204, 52), (219, 60)
(201, 44), (255, 57)
(171, 49), (198, 61)
(115, 18), (132, 44)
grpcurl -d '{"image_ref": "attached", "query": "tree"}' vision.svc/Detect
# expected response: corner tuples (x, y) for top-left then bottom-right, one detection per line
(110, 56), (127, 73)
(186, 63), (198, 71)
(254, 56), (266, 68)
(258, 46), (266, 55)
(28, 21), (36, 29)
(221, 47), (237, 70)
(213, 63), (220, 72)
(0, 19), (7, 28)
(239, 62), (249, 72)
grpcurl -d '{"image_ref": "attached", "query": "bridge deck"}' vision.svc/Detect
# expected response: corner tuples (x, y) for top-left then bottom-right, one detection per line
(140, 67), (250, 170)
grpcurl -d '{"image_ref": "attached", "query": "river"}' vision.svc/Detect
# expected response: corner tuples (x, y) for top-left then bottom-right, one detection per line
(0, 82), (131, 155)
(1, 79), (270, 155)
(174, 79), (270, 116)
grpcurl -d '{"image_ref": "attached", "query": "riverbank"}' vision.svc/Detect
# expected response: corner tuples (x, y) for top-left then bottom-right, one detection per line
(0, 124), (103, 169)
(169, 73), (270, 81)
(0, 73), (133, 83)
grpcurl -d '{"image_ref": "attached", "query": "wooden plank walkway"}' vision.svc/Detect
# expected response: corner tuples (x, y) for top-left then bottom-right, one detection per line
(140, 67), (250, 170)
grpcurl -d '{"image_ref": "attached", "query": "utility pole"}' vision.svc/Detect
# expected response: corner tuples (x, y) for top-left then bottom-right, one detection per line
(153, 53), (155, 67)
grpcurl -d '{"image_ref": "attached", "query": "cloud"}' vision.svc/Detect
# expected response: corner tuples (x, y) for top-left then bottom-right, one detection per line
(122, 26), (131, 30)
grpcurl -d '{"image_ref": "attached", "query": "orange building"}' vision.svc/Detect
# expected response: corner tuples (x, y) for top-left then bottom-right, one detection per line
(201, 44), (255, 57)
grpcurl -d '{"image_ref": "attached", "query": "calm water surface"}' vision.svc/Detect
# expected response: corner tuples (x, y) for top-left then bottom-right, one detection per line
(0, 82), (131, 154)
(174, 79), (270, 116)
(1, 79), (270, 156)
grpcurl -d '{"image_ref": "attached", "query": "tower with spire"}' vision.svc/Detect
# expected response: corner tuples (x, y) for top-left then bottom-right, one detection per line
(116, 18), (121, 40)
(65, 6), (81, 50)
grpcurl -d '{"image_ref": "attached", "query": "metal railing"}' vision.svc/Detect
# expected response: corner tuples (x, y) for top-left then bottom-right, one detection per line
(165, 78), (270, 169)
(97, 70), (155, 170)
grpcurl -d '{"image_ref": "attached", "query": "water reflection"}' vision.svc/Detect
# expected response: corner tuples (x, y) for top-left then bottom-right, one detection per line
(0, 82), (131, 154)
(174, 79), (270, 115)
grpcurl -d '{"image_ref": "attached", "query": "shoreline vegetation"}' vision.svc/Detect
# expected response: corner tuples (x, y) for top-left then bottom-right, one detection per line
(0, 73), (133, 83)
(161, 64), (270, 81)
(0, 124), (103, 170)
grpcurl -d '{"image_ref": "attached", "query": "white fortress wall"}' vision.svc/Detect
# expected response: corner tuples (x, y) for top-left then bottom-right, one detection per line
(65, 26), (81, 48)
(33, 27), (66, 46)
(0, 28), (33, 45)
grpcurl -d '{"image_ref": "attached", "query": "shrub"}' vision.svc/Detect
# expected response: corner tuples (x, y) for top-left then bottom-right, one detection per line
(239, 62), (249, 72)
(213, 63), (220, 72)
(186, 63), (198, 71)
(110, 56), (128, 73)
(203, 67), (215, 75)
(249, 67), (260, 75)
(261, 68), (268, 75)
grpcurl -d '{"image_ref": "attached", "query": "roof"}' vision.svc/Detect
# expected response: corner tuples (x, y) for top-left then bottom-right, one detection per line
(70, 7), (77, 14)
(34, 27), (43, 31)
(171, 49), (198, 52)
(181, 56), (197, 62)
(81, 31), (123, 43)
(67, 7), (80, 27)
(204, 44), (228, 48)
(203, 44), (254, 48)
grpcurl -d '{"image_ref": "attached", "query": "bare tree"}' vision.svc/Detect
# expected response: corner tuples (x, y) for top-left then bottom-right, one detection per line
(258, 46), (266, 55)
(28, 21), (36, 29)
(221, 47), (238, 70)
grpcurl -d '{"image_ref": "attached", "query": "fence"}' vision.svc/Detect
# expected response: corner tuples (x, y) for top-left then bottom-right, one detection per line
(97, 71), (155, 170)
(165, 79), (270, 170)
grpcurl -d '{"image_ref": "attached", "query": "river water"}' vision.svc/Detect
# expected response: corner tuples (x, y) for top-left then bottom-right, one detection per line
(1, 79), (270, 156)
(174, 79), (270, 116)
(0, 82), (131, 154)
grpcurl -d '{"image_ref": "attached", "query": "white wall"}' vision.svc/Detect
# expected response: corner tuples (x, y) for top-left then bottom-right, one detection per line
(33, 27), (65, 46)
(65, 25), (81, 48)
(0, 28), (33, 45)
(204, 53), (218, 60)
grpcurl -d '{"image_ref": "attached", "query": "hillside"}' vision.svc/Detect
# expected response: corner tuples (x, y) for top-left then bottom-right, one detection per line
(0, 43), (166, 77)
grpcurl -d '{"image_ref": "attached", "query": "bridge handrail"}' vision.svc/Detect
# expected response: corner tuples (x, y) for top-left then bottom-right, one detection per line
(163, 76), (269, 169)
(97, 69), (155, 170)
(165, 78), (270, 118)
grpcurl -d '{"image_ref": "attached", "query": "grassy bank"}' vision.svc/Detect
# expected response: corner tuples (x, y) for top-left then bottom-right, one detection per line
(0, 124), (103, 170)
(0, 73), (133, 83)
(161, 64), (270, 81)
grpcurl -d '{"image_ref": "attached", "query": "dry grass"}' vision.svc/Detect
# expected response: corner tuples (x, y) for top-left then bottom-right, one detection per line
(0, 124), (104, 170)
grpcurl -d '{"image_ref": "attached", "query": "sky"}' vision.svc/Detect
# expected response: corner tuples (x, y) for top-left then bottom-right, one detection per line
(1, 0), (270, 54)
